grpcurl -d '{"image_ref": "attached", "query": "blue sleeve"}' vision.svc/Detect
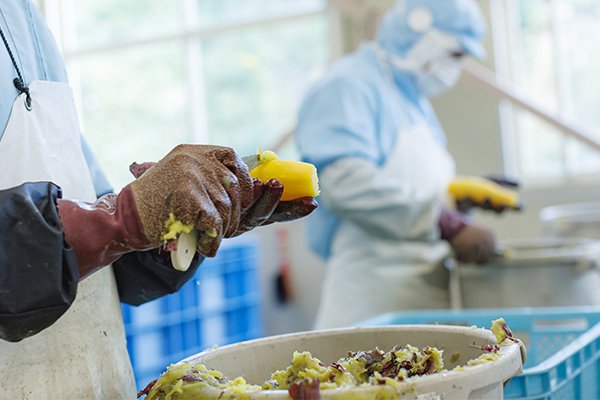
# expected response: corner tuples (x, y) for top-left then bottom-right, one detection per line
(80, 136), (113, 197)
(295, 78), (381, 171)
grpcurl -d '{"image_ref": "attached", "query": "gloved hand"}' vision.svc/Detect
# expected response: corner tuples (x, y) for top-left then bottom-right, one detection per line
(128, 145), (258, 255)
(128, 161), (318, 237)
(439, 206), (496, 264)
(58, 145), (317, 278)
(449, 224), (496, 264)
(449, 176), (522, 214)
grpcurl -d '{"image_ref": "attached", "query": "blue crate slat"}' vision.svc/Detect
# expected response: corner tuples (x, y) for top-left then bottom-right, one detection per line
(121, 238), (263, 390)
(123, 292), (261, 336)
(361, 307), (600, 400)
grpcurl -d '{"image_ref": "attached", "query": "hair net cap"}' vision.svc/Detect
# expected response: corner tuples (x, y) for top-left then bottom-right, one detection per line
(377, 0), (486, 59)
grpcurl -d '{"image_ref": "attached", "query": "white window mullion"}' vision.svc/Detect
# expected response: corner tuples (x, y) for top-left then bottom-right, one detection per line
(185, 37), (209, 144)
(56, 0), (85, 133)
(183, 0), (208, 144)
(550, 0), (574, 117)
(550, 0), (575, 178)
(327, 5), (344, 60)
(490, 0), (520, 178)
(38, 0), (64, 52)
(59, 0), (79, 54)
(549, 0), (569, 178)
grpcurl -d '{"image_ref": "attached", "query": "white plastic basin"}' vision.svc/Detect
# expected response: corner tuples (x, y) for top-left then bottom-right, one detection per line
(178, 325), (525, 400)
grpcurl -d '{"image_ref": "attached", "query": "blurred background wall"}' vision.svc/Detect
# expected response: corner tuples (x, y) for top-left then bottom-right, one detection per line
(39, 0), (600, 336)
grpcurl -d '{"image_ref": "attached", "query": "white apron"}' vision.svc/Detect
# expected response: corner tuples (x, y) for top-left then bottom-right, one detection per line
(314, 48), (456, 329)
(0, 81), (135, 399)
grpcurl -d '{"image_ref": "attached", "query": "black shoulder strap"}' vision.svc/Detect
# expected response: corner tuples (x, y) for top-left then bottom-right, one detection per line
(0, 23), (32, 109)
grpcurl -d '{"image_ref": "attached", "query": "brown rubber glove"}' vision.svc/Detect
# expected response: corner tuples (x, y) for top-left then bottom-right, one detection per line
(58, 188), (151, 279)
(129, 145), (256, 256)
(449, 224), (496, 264)
(231, 178), (318, 236)
(59, 145), (317, 278)
(439, 206), (496, 264)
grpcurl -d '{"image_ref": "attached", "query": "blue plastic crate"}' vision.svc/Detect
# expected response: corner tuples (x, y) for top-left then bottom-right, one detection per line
(361, 307), (600, 400)
(121, 237), (263, 390)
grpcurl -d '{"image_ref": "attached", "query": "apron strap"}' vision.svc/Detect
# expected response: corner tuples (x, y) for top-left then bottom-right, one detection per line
(0, 24), (32, 110)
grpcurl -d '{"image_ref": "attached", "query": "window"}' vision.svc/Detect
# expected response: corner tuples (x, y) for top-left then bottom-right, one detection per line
(495, 0), (600, 184)
(44, 0), (329, 190)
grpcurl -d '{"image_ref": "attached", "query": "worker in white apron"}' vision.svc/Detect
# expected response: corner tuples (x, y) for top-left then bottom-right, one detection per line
(295, 0), (496, 329)
(0, 2), (316, 398)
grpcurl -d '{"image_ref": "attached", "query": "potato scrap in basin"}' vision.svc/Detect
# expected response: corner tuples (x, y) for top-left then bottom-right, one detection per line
(139, 319), (518, 400)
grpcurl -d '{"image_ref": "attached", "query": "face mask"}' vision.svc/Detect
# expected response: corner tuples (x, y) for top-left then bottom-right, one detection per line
(386, 29), (465, 96)
(416, 55), (464, 97)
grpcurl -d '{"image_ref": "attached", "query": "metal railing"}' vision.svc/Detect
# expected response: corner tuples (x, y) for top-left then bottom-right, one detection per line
(269, 62), (600, 156)
(462, 61), (600, 154)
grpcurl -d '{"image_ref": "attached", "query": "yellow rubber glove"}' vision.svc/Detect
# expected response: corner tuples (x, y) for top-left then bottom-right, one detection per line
(448, 176), (522, 214)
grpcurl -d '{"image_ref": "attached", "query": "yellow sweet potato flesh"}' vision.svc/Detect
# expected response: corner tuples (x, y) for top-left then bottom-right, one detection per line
(250, 159), (320, 201)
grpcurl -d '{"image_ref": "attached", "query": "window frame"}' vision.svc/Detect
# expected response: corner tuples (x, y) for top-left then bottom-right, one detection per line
(44, 0), (329, 143)
(492, 0), (600, 188)
(39, 0), (333, 188)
